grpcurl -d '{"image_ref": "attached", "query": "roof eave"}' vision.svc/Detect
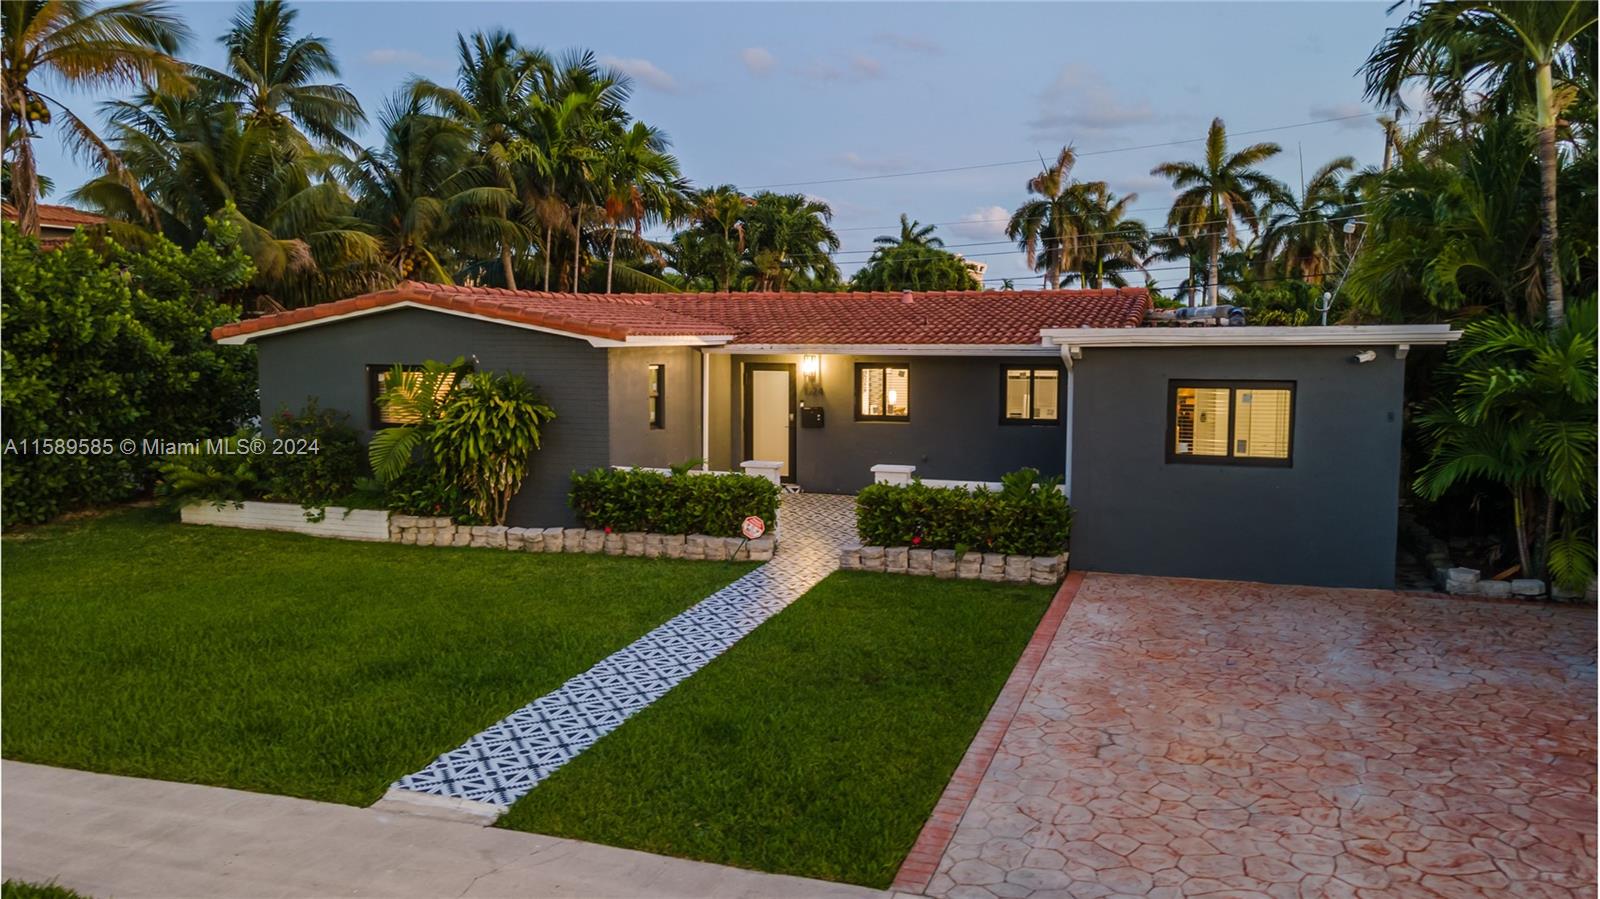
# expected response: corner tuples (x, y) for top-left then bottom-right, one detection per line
(1040, 324), (1461, 348)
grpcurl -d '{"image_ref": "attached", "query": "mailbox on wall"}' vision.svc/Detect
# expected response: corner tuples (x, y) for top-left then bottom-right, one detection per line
(800, 405), (825, 428)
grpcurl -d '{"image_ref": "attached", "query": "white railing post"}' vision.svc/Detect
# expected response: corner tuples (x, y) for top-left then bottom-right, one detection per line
(740, 460), (783, 486)
(869, 463), (916, 486)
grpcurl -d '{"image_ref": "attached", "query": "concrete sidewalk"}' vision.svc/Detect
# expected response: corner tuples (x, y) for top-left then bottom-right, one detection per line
(1, 761), (886, 898)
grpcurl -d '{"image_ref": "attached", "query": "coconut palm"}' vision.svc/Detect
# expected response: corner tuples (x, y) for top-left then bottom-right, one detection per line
(1151, 118), (1284, 305)
(741, 192), (839, 291)
(1363, 0), (1597, 327)
(875, 213), (942, 249)
(1257, 156), (1357, 283)
(205, 0), (364, 150)
(1065, 185), (1149, 289)
(2, 0), (191, 235)
(1006, 147), (1081, 289)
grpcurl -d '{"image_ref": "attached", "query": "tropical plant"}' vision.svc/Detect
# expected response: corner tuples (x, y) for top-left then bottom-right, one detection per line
(1064, 183), (1149, 289)
(1256, 156), (1357, 283)
(1413, 299), (1596, 588)
(596, 119), (684, 291)
(671, 184), (749, 290)
(875, 213), (942, 249)
(1151, 118), (1284, 304)
(366, 358), (470, 481)
(428, 371), (556, 525)
(1363, 0), (1598, 326)
(741, 192), (840, 291)
(850, 241), (979, 291)
(2, 0), (191, 235)
(205, 0), (364, 149)
(1006, 146), (1081, 290)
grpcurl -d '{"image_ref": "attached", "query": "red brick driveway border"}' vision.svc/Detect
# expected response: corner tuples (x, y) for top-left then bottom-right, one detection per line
(891, 570), (1086, 894)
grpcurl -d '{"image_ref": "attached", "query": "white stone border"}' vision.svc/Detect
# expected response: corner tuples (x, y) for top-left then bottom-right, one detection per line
(180, 501), (391, 541)
(839, 543), (1067, 585)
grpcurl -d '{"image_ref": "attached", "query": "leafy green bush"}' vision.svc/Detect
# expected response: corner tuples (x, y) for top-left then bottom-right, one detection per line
(855, 468), (1073, 556)
(1, 216), (257, 525)
(153, 429), (263, 509)
(258, 401), (363, 509)
(569, 466), (780, 537)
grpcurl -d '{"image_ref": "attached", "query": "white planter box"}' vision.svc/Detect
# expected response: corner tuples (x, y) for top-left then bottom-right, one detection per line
(181, 500), (391, 542)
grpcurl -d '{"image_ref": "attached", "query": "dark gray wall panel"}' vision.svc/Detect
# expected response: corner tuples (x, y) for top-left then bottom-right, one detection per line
(254, 307), (607, 526)
(607, 347), (703, 469)
(715, 353), (1066, 494)
(1069, 345), (1404, 588)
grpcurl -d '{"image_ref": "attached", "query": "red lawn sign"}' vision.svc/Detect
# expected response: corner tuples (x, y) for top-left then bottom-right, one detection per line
(741, 516), (766, 540)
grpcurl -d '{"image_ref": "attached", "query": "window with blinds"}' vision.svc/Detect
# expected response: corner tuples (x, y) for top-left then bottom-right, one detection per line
(367, 365), (463, 428)
(1169, 381), (1294, 466)
(856, 364), (910, 420)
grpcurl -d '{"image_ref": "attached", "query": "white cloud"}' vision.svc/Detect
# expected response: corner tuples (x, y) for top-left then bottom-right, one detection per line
(600, 56), (678, 93)
(950, 206), (1011, 241)
(1309, 102), (1374, 130)
(872, 32), (943, 55)
(834, 151), (911, 174)
(740, 47), (776, 76)
(1029, 64), (1156, 138)
(361, 48), (445, 71)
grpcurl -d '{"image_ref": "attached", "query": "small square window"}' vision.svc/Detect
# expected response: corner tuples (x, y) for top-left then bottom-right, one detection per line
(1002, 367), (1060, 423)
(648, 364), (665, 429)
(1168, 380), (1294, 466)
(856, 364), (909, 421)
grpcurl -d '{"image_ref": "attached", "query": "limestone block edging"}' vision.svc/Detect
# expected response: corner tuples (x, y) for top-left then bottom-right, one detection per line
(387, 514), (774, 561)
(838, 542), (1067, 584)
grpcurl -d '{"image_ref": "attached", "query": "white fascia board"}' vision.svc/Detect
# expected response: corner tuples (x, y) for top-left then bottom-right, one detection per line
(214, 300), (732, 348)
(706, 343), (1060, 357)
(1038, 324), (1460, 349)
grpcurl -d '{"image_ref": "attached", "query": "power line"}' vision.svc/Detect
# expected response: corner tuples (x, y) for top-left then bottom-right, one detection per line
(746, 111), (1381, 190)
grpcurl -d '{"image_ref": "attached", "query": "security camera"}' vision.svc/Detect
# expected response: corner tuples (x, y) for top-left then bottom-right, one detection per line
(1351, 349), (1377, 364)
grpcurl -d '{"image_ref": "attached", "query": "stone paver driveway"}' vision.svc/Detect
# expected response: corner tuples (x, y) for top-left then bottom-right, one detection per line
(921, 573), (1596, 899)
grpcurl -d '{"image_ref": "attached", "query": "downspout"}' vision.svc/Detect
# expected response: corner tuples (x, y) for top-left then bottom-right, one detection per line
(701, 350), (711, 472)
(1060, 343), (1080, 501)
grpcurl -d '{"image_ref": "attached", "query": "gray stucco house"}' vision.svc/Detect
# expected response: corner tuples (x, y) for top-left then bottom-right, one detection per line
(214, 282), (1458, 589)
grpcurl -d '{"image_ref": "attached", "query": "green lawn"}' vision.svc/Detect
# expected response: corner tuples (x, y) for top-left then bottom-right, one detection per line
(497, 570), (1054, 888)
(3, 882), (91, 899)
(1, 508), (753, 805)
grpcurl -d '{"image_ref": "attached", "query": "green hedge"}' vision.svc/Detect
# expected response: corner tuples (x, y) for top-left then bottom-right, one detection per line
(855, 468), (1072, 556)
(570, 466), (780, 538)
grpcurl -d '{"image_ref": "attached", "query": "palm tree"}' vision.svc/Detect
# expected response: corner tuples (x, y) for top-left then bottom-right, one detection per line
(741, 192), (839, 291)
(1257, 156), (1356, 283)
(1363, 0), (1597, 327)
(596, 120), (683, 292)
(671, 184), (748, 291)
(1066, 185), (1149, 289)
(875, 213), (942, 249)
(1151, 118), (1283, 305)
(1006, 147), (1080, 289)
(2, 0), (191, 235)
(206, 0), (364, 150)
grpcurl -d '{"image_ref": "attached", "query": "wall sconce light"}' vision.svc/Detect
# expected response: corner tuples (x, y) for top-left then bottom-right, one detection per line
(801, 354), (821, 390)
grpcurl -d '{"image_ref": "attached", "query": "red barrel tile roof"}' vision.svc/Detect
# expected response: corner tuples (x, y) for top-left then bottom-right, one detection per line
(211, 282), (1149, 345)
(2, 202), (107, 228)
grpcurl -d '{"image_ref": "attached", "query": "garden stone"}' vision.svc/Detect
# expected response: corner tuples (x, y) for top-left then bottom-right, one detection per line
(540, 527), (564, 552)
(683, 535), (705, 560)
(932, 549), (957, 579)
(622, 532), (645, 556)
(702, 536), (729, 561)
(563, 528), (586, 553)
(1004, 555), (1031, 583)
(451, 529), (472, 547)
(391, 514), (417, 528)
(521, 530), (544, 552)
(585, 531), (608, 554)
(1477, 579), (1512, 598)
(908, 548), (933, 574)
(663, 534), (686, 559)
(884, 546), (909, 574)
(860, 545), (885, 573)
(484, 526), (509, 549)
(748, 536), (775, 561)
(728, 537), (751, 561)
(1445, 567), (1481, 594)
(981, 552), (1006, 582)
(957, 552), (981, 579)
(504, 527), (526, 550)
(414, 528), (433, 547)
(838, 543), (861, 570)
(644, 534), (665, 558)
(1510, 578), (1544, 597)
(400, 529), (418, 546)
(1030, 555), (1061, 585)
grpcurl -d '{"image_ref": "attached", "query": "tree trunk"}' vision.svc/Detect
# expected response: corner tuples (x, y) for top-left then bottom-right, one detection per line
(10, 131), (40, 237)
(1535, 63), (1564, 328)
(571, 205), (582, 292)
(1381, 120), (1395, 172)
(542, 225), (552, 290)
(606, 229), (617, 293)
(500, 245), (517, 291)
(1207, 231), (1221, 306)
(1511, 486), (1532, 581)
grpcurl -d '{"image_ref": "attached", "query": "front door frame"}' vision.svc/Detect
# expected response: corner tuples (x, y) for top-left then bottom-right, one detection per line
(742, 362), (797, 483)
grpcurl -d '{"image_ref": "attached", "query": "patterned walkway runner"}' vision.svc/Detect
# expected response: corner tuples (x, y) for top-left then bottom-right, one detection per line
(389, 493), (855, 810)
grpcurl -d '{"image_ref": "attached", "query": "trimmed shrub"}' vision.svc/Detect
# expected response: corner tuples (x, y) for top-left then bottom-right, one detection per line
(570, 466), (780, 538)
(855, 468), (1072, 556)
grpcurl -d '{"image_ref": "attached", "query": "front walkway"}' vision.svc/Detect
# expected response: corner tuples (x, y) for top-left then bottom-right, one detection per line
(0, 760), (882, 899)
(913, 574), (1597, 899)
(391, 493), (857, 811)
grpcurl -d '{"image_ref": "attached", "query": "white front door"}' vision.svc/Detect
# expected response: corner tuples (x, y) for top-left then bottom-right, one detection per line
(749, 367), (792, 478)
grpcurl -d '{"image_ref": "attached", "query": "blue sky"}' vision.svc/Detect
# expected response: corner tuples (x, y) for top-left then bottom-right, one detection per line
(32, 1), (1411, 288)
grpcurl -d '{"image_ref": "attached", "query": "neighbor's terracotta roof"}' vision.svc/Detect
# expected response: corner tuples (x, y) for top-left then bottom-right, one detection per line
(211, 282), (1149, 345)
(1, 202), (106, 228)
(211, 282), (733, 344)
